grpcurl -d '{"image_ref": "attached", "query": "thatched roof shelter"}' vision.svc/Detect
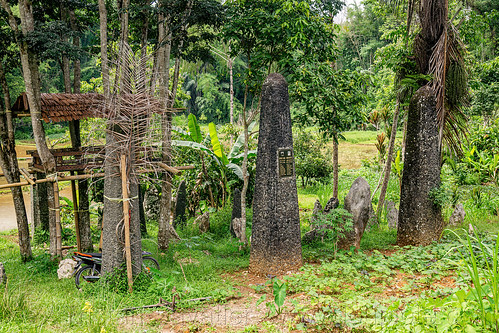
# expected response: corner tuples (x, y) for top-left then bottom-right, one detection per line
(11, 92), (169, 123)
(12, 93), (104, 122)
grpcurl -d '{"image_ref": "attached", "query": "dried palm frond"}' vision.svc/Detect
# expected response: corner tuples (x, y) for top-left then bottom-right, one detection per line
(86, 41), (173, 183)
(428, 22), (468, 154)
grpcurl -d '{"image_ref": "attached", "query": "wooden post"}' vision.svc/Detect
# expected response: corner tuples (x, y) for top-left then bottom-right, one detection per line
(30, 183), (35, 239)
(70, 174), (81, 252)
(121, 154), (133, 292)
(53, 180), (62, 258)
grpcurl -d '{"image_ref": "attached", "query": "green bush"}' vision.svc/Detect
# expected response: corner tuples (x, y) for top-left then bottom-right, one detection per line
(293, 128), (333, 187)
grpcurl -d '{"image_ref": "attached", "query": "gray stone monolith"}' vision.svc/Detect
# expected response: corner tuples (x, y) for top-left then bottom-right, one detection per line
(173, 180), (187, 229)
(230, 188), (242, 237)
(385, 201), (398, 229)
(249, 73), (302, 275)
(338, 177), (374, 250)
(0, 262), (6, 285)
(449, 204), (465, 226)
(323, 197), (339, 214)
(196, 212), (210, 233)
(398, 86), (443, 246)
(144, 185), (160, 221)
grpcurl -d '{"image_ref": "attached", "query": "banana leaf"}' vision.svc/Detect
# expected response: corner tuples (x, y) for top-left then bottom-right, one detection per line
(209, 122), (229, 165)
(172, 126), (190, 139)
(228, 121), (257, 159)
(188, 114), (202, 143)
(227, 163), (243, 180)
(229, 150), (257, 164)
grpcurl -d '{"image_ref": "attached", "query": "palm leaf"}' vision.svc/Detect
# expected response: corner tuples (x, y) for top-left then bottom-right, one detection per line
(428, 22), (468, 154)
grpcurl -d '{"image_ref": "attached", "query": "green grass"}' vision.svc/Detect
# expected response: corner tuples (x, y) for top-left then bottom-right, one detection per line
(1, 126), (498, 331)
(340, 130), (403, 144)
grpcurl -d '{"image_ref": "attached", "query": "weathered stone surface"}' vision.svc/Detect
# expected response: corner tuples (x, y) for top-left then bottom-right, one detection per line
(449, 204), (465, 226)
(173, 180), (187, 229)
(196, 212), (210, 233)
(387, 208), (398, 229)
(385, 201), (398, 229)
(232, 217), (244, 240)
(338, 177), (374, 250)
(323, 197), (339, 213)
(249, 73), (302, 275)
(230, 188), (242, 237)
(57, 259), (77, 279)
(144, 185), (160, 222)
(0, 262), (6, 285)
(398, 86), (444, 246)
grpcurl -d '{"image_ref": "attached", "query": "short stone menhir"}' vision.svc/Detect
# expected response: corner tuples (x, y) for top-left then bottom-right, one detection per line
(249, 73), (302, 276)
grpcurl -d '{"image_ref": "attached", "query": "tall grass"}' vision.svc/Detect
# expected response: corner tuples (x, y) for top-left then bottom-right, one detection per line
(452, 230), (499, 331)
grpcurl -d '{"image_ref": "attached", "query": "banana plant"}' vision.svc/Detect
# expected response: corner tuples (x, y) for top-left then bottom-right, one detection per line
(172, 114), (257, 181)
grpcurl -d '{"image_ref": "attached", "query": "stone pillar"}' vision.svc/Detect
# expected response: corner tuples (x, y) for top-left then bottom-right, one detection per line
(249, 73), (302, 276)
(230, 188), (242, 238)
(397, 85), (443, 246)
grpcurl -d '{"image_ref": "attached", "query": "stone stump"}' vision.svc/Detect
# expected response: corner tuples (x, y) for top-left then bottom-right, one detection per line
(385, 201), (398, 229)
(323, 197), (339, 213)
(173, 180), (187, 229)
(449, 204), (465, 226)
(397, 86), (443, 246)
(144, 185), (160, 222)
(230, 188), (242, 237)
(338, 177), (374, 250)
(196, 212), (210, 233)
(0, 262), (6, 285)
(249, 73), (302, 275)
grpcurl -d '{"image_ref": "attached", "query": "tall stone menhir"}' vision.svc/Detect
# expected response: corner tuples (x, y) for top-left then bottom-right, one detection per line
(249, 73), (302, 275)
(398, 86), (443, 246)
(230, 188), (242, 238)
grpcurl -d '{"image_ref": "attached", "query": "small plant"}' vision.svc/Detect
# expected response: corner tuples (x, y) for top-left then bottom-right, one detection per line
(310, 208), (353, 257)
(257, 278), (287, 317)
(429, 184), (451, 208)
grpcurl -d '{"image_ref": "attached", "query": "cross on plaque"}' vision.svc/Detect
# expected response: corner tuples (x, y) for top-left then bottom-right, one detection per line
(278, 149), (293, 178)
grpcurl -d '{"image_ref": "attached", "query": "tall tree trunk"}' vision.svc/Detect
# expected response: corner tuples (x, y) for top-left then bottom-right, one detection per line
(157, 8), (179, 250)
(2, 0), (58, 257)
(228, 48), (234, 125)
(157, 0), (192, 248)
(68, 8), (92, 252)
(332, 134), (339, 199)
(376, 103), (400, 216)
(98, 0), (110, 98)
(0, 61), (32, 261)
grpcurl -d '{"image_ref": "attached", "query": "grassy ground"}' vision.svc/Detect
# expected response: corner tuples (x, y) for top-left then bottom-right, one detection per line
(1, 127), (498, 332)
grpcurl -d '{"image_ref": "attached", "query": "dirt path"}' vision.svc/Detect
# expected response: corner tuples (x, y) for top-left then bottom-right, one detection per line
(119, 270), (301, 332)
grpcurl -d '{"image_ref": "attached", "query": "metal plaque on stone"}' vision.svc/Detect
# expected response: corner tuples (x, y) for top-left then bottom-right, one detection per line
(278, 148), (294, 178)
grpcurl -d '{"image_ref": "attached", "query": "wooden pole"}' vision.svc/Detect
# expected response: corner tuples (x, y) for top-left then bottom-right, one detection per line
(20, 168), (35, 185)
(70, 172), (81, 252)
(53, 180), (62, 258)
(157, 162), (181, 175)
(121, 154), (133, 292)
(0, 173), (105, 189)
